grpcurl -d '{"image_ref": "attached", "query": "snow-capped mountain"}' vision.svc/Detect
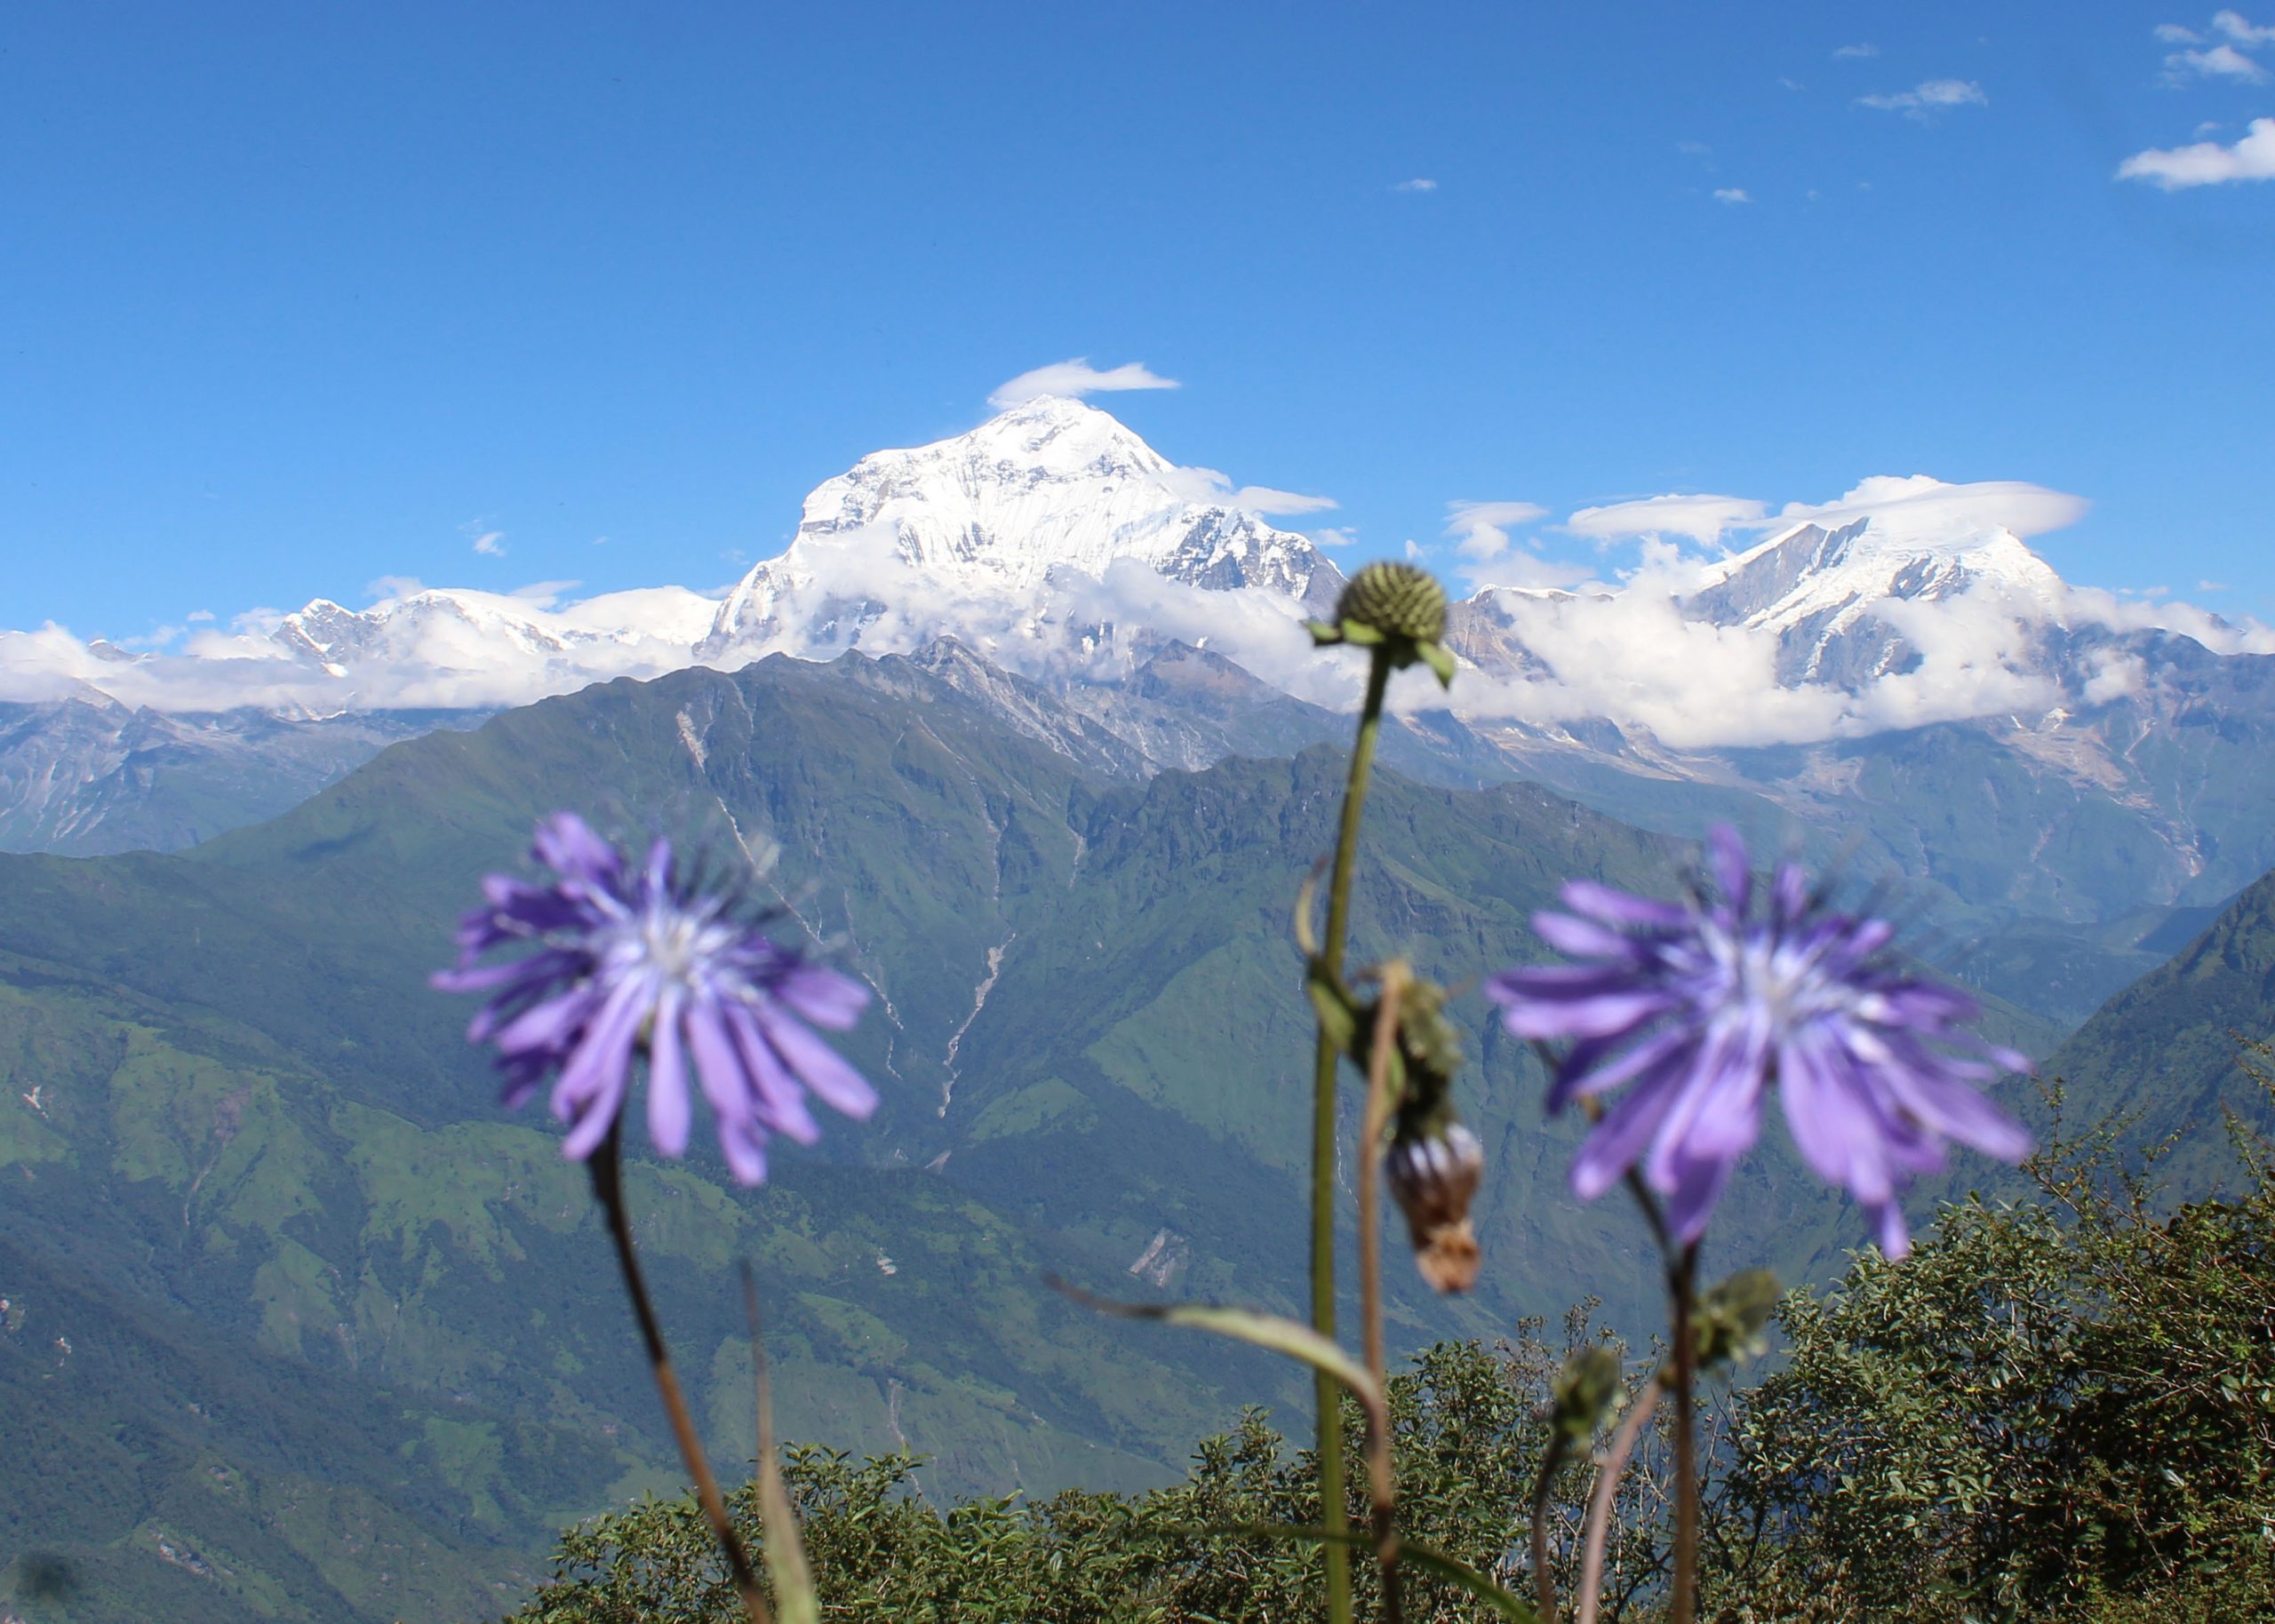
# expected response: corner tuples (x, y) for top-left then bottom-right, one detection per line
(699, 394), (1343, 664)
(1682, 517), (2067, 686)
(13, 392), (2275, 1013)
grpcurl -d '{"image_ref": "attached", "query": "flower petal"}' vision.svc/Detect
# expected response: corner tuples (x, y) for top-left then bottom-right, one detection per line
(754, 999), (879, 1119)
(647, 984), (690, 1158)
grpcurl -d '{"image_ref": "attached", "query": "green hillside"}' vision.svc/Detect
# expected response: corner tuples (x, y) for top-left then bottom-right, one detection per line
(2032, 866), (2275, 1187)
(0, 649), (2064, 1621)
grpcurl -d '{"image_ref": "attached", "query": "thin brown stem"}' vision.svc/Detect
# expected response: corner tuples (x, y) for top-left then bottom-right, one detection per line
(591, 1127), (773, 1624)
(1669, 1242), (1701, 1624)
(1530, 1430), (1573, 1624)
(1575, 1378), (1664, 1624)
(1358, 965), (1408, 1624)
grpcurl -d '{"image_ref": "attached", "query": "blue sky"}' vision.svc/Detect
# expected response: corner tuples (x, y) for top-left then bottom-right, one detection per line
(4, 2), (2271, 642)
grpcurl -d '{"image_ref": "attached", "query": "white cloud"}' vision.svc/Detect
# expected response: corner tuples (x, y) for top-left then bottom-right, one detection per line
(2215, 8), (2275, 44)
(185, 609), (215, 623)
(471, 529), (506, 556)
(2166, 42), (2270, 80)
(2200, 578), (2231, 591)
(1393, 178), (1439, 192)
(1858, 78), (1989, 116)
(1308, 526), (1359, 549)
(1155, 464), (1337, 516)
(1443, 500), (1550, 563)
(1770, 474), (2090, 544)
(1712, 187), (1752, 203)
(1564, 493), (1769, 546)
(1832, 42), (1880, 59)
(988, 359), (1181, 409)
(2157, 23), (2206, 43)
(2119, 116), (2275, 186)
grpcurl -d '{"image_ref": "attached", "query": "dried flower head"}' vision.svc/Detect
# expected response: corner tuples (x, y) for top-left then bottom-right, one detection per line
(434, 813), (874, 1183)
(1487, 827), (2030, 1257)
(1385, 1121), (1484, 1293)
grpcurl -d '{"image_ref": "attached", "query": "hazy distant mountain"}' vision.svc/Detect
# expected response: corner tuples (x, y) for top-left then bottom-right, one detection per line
(0, 695), (480, 856)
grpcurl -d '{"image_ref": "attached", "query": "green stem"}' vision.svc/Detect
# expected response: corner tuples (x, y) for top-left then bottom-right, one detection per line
(1529, 1430), (1571, 1624)
(1668, 1241), (1700, 1624)
(1309, 649), (1392, 1624)
(591, 1126), (774, 1624)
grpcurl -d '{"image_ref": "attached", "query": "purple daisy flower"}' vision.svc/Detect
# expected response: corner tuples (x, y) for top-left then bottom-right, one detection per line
(433, 812), (875, 1183)
(1486, 827), (2029, 1258)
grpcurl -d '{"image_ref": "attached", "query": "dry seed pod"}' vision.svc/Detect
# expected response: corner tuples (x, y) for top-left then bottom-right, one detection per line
(1385, 1121), (1484, 1294)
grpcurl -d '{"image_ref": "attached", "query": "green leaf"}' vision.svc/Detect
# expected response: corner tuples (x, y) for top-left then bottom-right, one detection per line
(1048, 1282), (1381, 1415)
(1418, 640), (1457, 689)
(1186, 1524), (1541, 1622)
(1306, 619), (1345, 646)
(1338, 618), (1386, 645)
(743, 1264), (820, 1624)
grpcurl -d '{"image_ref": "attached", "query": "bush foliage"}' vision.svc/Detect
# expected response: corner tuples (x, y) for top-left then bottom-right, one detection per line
(505, 1077), (2275, 1624)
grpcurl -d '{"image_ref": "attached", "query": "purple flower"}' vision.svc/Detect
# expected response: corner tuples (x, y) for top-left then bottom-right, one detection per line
(434, 813), (875, 1183)
(1486, 827), (2029, 1258)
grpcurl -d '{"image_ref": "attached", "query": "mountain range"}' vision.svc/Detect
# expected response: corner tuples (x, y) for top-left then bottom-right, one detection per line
(3, 618), (2271, 1619)
(11, 396), (2275, 1032)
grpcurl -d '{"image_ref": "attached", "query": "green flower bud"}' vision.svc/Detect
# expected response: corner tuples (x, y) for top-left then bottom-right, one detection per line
(1551, 1345), (1624, 1444)
(1336, 561), (1448, 645)
(1694, 1268), (1781, 1372)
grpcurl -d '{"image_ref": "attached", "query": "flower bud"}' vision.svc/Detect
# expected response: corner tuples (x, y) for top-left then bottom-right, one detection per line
(1385, 1120), (1483, 1294)
(1337, 561), (1448, 645)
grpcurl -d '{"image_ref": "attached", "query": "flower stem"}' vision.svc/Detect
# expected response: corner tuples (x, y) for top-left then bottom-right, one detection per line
(1359, 964), (1408, 1624)
(1668, 1241), (1701, 1624)
(1575, 1378), (1663, 1624)
(590, 1126), (773, 1624)
(1529, 1431), (1571, 1624)
(1309, 648), (1393, 1624)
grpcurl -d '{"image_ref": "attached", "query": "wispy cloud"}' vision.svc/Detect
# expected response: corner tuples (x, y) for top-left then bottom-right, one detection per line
(1565, 494), (1769, 546)
(1712, 187), (1752, 204)
(1768, 474), (2089, 544)
(2166, 41), (2270, 81)
(186, 609), (215, 623)
(2119, 115), (2275, 186)
(473, 530), (506, 556)
(1393, 177), (1439, 192)
(2215, 8), (2275, 44)
(1308, 527), (1358, 549)
(989, 359), (1181, 408)
(1858, 78), (1989, 117)
(1444, 500), (1549, 561)
(1156, 465), (1337, 515)
(1832, 42), (1880, 59)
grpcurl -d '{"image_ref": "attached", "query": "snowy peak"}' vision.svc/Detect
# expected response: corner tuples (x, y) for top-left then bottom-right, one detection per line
(1672, 517), (2071, 688)
(706, 397), (1342, 653)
